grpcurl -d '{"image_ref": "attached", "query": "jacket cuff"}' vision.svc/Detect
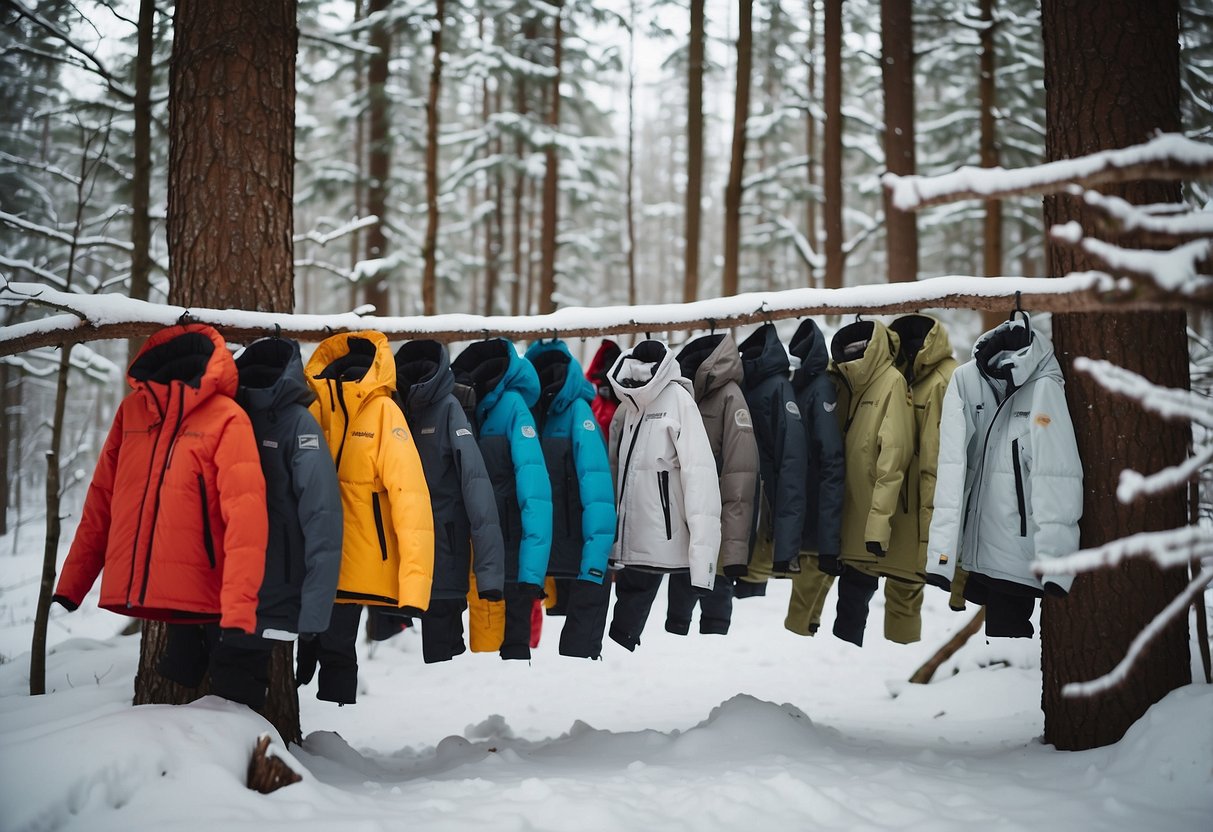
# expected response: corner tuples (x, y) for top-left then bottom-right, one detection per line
(51, 594), (79, 612)
(722, 564), (749, 578)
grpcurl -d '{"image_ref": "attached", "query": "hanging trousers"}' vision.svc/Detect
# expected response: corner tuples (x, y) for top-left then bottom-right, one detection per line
(883, 577), (924, 644)
(158, 623), (273, 709)
(420, 598), (469, 664)
(557, 578), (613, 659)
(963, 573), (1039, 638)
(608, 568), (666, 651)
(784, 556), (836, 636)
(295, 602), (363, 705)
(833, 564), (880, 647)
(666, 572), (734, 636)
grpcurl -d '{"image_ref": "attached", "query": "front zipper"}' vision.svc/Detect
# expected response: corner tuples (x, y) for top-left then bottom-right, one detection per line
(1012, 438), (1027, 537)
(615, 418), (643, 548)
(658, 470), (672, 540)
(138, 386), (187, 606)
(126, 393), (165, 607)
(197, 474), (216, 569)
(371, 490), (389, 561)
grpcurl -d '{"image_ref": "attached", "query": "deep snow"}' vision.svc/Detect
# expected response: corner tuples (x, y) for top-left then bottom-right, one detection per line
(1, 522), (1210, 832)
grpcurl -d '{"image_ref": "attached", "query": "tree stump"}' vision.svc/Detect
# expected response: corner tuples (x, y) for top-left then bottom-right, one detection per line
(246, 733), (302, 794)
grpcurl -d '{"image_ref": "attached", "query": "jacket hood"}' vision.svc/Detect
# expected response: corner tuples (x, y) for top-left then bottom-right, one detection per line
(738, 323), (791, 388)
(972, 316), (1061, 397)
(525, 339), (595, 418)
(830, 319), (898, 392)
(608, 339), (689, 409)
(395, 339), (455, 415)
(676, 332), (744, 400)
(788, 317), (829, 383)
(890, 314), (954, 384)
(128, 324), (238, 416)
(234, 337), (315, 415)
(585, 339), (622, 383)
(451, 338), (540, 421)
(305, 330), (397, 402)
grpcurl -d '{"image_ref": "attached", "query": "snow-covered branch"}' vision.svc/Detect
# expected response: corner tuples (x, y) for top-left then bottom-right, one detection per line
(293, 216), (379, 247)
(0, 210), (134, 254)
(1034, 526), (1213, 576)
(1073, 358), (1213, 428)
(1116, 445), (1213, 505)
(1050, 222), (1212, 296)
(1062, 566), (1213, 698)
(0, 273), (1124, 357)
(884, 134), (1213, 211)
(1077, 189), (1213, 245)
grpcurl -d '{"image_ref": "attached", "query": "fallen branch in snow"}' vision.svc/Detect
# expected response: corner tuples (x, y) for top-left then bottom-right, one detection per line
(908, 609), (986, 685)
(246, 734), (301, 794)
(884, 133), (1213, 210)
(0, 273), (1135, 356)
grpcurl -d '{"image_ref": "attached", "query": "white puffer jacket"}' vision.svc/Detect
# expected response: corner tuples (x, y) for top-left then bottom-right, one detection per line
(926, 317), (1082, 594)
(608, 340), (722, 589)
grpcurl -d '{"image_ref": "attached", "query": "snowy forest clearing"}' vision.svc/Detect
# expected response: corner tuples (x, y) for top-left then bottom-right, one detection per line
(2, 523), (1210, 832)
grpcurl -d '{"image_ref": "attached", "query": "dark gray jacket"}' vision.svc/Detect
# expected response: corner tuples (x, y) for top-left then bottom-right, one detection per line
(676, 332), (760, 576)
(739, 324), (809, 569)
(395, 340), (505, 600)
(788, 318), (845, 558)
(234, 337), (343, 636)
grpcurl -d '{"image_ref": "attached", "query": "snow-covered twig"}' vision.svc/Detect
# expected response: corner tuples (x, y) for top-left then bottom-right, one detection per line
(885, 133), (1213, 211)
(1117, 445), (1213, 504)
(1062, 566), (1213, 698)
(1034, 526), (1213, 576)
(1073, 357), (1213, 428)
(1050, 223), (1212, 295)
(293, 215), (379, 247)
(0, 274), (1125, 357)
(0, 210), (134, 253)
(1078, 189), (1213, 244)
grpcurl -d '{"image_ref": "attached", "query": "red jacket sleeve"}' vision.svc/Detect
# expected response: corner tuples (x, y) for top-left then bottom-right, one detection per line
(213, 408), (269, 632)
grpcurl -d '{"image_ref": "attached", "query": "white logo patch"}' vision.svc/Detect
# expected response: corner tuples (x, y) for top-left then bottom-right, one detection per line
(420, 427), (437, 435)
(823, 401), (837, 413)
(785, 401), (801, 418)
(583, 419), (597, 432)
(734, 409), (752, 429)
(298, 434), (320, 450)
(456, 428), (472, 437)
(521, 425), (537, 438)
(261, 439), (279, 449)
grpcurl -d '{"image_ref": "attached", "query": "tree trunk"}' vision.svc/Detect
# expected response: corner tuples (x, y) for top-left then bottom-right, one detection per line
(421, 0), (445, 316)
(491, 80), (506, 316)
(805, 0), (819, 287)
(823, 0), (844, 291)
(145, 0), (301, 745)
(350, 0), (366, 312)
(684, 0), (705, 303)
(480, 11), (499, 316)
(128, 0), (156, 366)
(721, 0), (754, 299)
(979, 0), (1003, 333)
(0, 360), (9, 536)
(362, 0), (392, 316)
(1041, 0), (1190, 752)
(538, 1), (564, 314)
(510, 20), (534, 317)
(626, 0), (638, 306)
(880, 0), (917, 283)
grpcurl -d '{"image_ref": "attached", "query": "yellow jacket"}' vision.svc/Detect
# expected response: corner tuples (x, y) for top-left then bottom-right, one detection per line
(306, 331), (434, 612)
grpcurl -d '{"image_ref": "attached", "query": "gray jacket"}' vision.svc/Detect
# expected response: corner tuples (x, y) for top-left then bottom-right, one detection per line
(676, 333), (760, 576)
(926, 317), (1082, 593)
(608, 340), (722, 589)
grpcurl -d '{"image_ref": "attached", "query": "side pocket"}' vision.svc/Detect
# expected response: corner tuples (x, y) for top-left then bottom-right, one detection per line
(658, 470), (672, 541)
(371, 490), (389, 561)
(1012, 438), (1027, 537)
(445, 521), (457, 558)
(197, 474), (216, 569)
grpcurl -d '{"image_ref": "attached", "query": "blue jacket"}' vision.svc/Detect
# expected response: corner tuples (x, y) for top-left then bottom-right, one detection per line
(525, 339), (616, 583)
(452, 339), (553, 587)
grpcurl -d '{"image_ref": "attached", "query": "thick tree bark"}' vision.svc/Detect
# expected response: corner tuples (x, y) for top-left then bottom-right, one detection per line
(1041, 0), (1190, 752)
(421, 0), (445, 315)
(823, 0), (844, 290)
(0, 360), (9, 536)
(127, 0), (156, 366)
(880, 0), (917, 283)
(538, 1), (564, 314)
(350, 0), (366, 311)
(722, 0), (754, 299)
(979, 0), (1003, 333)
(362, 0), (391, 315)
(143, 0), (301, 746)
(684, 0), (705, 303)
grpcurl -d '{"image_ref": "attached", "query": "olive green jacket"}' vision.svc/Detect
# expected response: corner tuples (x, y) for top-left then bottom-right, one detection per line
(830, 320), (915, 564)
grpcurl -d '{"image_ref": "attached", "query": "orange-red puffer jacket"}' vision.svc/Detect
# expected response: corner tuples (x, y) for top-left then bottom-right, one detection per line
(54, 324), (269, 633)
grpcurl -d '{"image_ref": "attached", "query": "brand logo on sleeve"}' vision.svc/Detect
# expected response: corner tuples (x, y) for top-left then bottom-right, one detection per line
(583, 419), (597, 431)
(262, 439), (279, 449)
(785, 401), (801, 418)
(420, 427), (437, 435)
(392, 427), (407, 441)
(456, 428), (473, 437)
(734, 409), (752, 428)
(1035, 414), (1052, 427)
(521, 425), (537, 438)
(298, 434), (320, 450)
(823, 401), (836, 413)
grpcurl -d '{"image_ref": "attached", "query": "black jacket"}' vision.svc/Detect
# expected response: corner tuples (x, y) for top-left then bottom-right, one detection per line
(234, 337), (343, 636)
(395, 340), (505, 601)
(788, 318), (845, 558)
(738, 323), (809, 569)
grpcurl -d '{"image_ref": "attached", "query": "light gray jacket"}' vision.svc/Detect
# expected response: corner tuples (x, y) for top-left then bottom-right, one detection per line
(608, 340), (722, 589)
(926, 318), (1082, 593)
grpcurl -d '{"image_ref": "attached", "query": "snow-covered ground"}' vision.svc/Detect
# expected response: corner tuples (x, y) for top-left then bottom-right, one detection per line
(0, 521), (1209, 832)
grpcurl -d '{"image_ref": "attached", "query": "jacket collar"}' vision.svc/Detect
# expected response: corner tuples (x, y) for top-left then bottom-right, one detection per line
(609, 339), (687, 410)
(128, 324), (237, 418)
(789, 317), (829, 385)
(305, 330), (396, 417)
(972, 316), (1060, 399)
(525, 339), (594, 419)
(830, 319), (898, 393)
(739, 323), (791, 389)
(395, 339), (454, 416)
(451, 338), (540, 423)
(235, 337), (315, 416)
(676, 332), (743, 400)
(890, 314), (954, 385)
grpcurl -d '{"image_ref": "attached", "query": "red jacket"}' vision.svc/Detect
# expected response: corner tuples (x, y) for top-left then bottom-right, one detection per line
(585, 339), (621, 437)
(54, 325), (268, 633)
